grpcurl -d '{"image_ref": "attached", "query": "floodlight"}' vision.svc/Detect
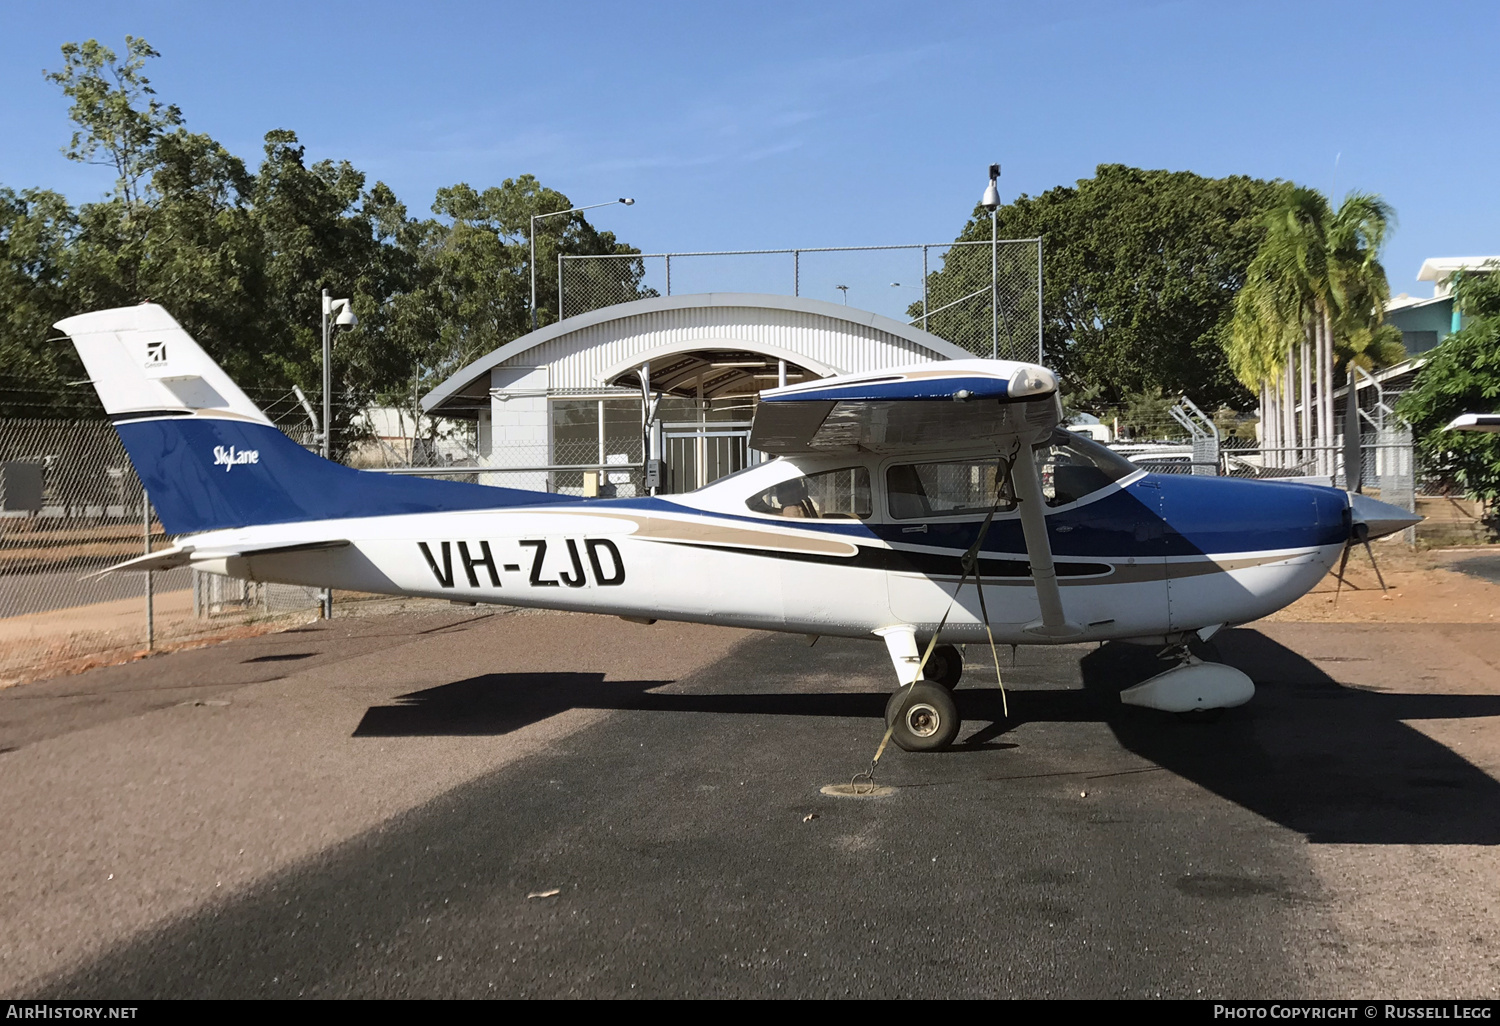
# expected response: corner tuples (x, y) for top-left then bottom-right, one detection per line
(620, 198), (635, 206)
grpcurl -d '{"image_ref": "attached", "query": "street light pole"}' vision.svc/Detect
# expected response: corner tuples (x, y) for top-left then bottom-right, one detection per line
(321, 289), (331, 461)
(530, 197), (635, 331)
(319, 289), (357, 618)
(981, 164), (1001, 360)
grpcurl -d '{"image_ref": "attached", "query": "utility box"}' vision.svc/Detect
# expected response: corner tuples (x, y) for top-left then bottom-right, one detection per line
(0, 462), (44, 512)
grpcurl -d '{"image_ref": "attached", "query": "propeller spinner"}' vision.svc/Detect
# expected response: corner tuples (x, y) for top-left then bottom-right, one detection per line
(1334, 493), (1424, 600)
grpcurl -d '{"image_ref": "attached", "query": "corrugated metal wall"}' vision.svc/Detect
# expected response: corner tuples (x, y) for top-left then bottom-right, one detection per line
(501, 303), (949, 391)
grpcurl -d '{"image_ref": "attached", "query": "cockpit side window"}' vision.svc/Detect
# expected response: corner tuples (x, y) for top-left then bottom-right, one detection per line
(747, 467), (872, 520)
(1035, 429), (1137, 506)
(886, 458), (1015, 520)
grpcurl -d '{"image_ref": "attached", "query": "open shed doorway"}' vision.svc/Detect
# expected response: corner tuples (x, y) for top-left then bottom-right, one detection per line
(604, 349), (822, 493)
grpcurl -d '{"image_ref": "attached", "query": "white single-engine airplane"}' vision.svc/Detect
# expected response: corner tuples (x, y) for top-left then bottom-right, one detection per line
(60, 304), (1421, 751)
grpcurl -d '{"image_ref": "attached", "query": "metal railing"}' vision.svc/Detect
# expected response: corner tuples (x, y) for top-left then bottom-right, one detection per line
(558, 239), (1044, 363)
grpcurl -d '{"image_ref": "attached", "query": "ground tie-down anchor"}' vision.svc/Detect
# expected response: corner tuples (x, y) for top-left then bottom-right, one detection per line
(821, 766), (896, 799)
(832, 475), (1016, 796)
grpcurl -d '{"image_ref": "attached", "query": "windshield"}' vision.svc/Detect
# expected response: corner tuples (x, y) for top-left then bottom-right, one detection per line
(1035, 429), (1137, 506)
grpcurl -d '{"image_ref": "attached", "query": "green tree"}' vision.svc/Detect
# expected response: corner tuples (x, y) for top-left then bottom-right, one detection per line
(378, 178), (648, 443)
(924, 164), (1289, 409)
(1395, 268), (1500, 510)
(0, 187), (87, 412)
(7, 35), (649, 434)
(42, 36), (266, 376)
(45, 36), (184, 304)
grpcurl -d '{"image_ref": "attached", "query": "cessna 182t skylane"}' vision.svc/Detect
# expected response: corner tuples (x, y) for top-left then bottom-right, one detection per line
(60, 304), (1420, 752)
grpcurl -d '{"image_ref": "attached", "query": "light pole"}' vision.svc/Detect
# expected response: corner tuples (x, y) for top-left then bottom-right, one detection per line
(981, 163), (1001, 360)
(531, 197), (635, 331)
(836, 285), (849, 305)
(891, 282), (926, 328)
(320, 289), (358, 459)
(319, 288), (357, 618)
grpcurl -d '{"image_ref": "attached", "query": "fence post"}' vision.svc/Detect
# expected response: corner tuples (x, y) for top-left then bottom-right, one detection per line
(922, 246), (929, 331)
(665, 254), (671, 297)
(793, 250), (799, 297)
(142, 491), (154, 651)
(1036, 239), (1044, 363)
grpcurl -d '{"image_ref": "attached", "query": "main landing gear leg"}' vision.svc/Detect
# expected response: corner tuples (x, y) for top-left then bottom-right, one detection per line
(874, 626), (962, 752)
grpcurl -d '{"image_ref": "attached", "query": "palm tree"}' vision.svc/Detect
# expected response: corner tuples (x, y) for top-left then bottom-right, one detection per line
(1228, 251), (1297, 458)
(1227, 189), (1395, 470)
(1229, 187), (1329, 465)
(1337, 323), (1405, 374)
(1323, 194), (1398, 458)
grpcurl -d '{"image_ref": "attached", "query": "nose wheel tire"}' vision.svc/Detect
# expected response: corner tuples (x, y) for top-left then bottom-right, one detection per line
(922, 644), (964, 689)
(885, 680), (961, 752)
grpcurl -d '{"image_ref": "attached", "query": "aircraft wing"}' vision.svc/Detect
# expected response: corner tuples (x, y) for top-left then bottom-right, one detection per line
(751, 358), (1081, 638)
(84, 539), (351, 579)
(748, 359), (1062, 454)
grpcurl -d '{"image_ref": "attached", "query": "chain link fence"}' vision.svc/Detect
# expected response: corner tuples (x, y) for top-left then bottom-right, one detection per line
(1071, 402), (1440, 543)
(559, 240), (1044, 363)
(0, 386), (496, 685)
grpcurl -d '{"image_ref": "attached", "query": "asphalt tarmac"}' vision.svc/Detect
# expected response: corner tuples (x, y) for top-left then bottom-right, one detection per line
(2, 609), (1498, 998)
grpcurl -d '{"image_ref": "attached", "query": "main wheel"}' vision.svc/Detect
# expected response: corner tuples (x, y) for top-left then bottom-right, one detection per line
(884, 680), (961, 752)
(922, 644), (964, 689)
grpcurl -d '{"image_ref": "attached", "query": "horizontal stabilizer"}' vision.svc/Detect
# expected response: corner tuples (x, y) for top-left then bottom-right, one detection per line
(83, 539), (351, 579)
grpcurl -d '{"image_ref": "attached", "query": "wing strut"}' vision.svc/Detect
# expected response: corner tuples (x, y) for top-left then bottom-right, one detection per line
(1009, 446), (1083, 639)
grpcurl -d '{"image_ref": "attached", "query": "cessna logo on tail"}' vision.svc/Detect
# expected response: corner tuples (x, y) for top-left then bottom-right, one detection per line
(212, 445), (260, 471)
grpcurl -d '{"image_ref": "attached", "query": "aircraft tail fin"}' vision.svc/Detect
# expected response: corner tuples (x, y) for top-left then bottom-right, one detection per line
(55, 304), (569, 535)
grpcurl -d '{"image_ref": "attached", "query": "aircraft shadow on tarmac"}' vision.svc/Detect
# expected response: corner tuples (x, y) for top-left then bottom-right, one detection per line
(354, 628), (1500, 846)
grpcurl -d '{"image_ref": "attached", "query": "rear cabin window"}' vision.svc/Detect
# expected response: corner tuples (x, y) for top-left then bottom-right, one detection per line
(886, 432), (1135, 519)
(747, 467), (872, 520)
(886, 458), (1015, 520)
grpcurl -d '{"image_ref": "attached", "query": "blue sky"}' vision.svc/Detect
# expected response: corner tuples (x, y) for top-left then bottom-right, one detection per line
(3, 0), (1495, 321)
